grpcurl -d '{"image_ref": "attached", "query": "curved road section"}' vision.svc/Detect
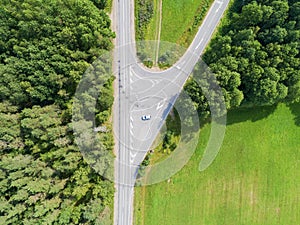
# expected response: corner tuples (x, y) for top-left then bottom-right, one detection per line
(113, 0), (230, 224)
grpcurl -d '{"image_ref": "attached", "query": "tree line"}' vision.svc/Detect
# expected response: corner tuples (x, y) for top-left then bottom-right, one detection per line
(0, 0), (115, 224)
(186, 0), (300, 120)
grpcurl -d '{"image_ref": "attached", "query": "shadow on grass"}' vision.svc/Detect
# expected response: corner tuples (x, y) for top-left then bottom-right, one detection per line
(226, 105), (278, 126)
(287, 103), (300, 126)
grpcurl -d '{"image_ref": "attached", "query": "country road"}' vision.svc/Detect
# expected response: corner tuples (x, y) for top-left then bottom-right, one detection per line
(113, 0), (230, 224)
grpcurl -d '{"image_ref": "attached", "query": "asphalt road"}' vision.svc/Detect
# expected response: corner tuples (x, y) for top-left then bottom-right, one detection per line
(113, 0), (230, 224)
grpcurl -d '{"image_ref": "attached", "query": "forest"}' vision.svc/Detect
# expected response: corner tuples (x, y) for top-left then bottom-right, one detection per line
(186, 0), (300, 119)
(0, 0), (115, 224)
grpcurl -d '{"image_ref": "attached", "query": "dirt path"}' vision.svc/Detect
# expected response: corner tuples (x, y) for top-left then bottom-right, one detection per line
(154, 0), (163, 66)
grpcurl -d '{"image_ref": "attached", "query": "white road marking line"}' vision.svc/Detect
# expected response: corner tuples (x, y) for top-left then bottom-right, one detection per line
(152, 79), (161, 84)
(215, 0), (223, 13)
(156, 102), (164, 110)
(130, 151), (137, 158)
(176, 60), (186, 69)
(208, 17), (214, 27)
(130, 66), (143, 79)
(215, 5), (222, 13)
(130, 151), (137, 163)
(195, 38), (204, 49)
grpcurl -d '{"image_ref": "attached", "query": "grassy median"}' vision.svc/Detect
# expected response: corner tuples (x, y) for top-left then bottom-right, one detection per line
(161, 0), (213, 45)
(143, 0), (213, 46)
(134, 103), (300, 225)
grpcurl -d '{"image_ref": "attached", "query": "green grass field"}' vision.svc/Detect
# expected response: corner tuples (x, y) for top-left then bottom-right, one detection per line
(134, 103), (300, 225)
(144, 0), (213, 45)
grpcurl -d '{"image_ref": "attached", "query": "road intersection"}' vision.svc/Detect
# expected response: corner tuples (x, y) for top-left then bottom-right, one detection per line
(113, 0), (230, 224)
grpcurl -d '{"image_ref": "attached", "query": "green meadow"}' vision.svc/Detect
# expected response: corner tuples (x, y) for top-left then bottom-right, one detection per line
(145, 0), (213, 45)
(134, 103), (300, 225)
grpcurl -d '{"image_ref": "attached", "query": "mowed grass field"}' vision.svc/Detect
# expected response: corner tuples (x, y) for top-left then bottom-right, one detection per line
(145, 0), (213, 45)
(134, 103), (300, 225)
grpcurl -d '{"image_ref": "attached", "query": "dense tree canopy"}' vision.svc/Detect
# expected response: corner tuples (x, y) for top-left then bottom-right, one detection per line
(0, 0), (114, 108)
(0, 0), (115, 224)
(187, 0), (300, 119)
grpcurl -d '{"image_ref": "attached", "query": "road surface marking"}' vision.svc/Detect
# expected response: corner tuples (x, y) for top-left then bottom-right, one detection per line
(130, 66), (143, 79)
(156, 101), (164, 110)
(195, 38), (204, 49)
(208, 17), (215, 27)
(152, 79), (161, 85)
(175, 60), (185, 70)
(130, 151), (137, 158)
(215, 0), (223, 13)
(130, 151), (137, 163)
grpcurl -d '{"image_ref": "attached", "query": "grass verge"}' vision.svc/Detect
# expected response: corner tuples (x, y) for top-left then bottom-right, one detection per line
(144, 0), (213, 46)
(134, 103), (300, 225)
(135, 0), (214, 67)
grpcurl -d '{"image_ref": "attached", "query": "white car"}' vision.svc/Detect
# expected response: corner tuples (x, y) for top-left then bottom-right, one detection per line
(141, 115), (151, 121)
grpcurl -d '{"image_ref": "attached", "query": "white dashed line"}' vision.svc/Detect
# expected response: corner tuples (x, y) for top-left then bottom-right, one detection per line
(215, 0), (223, 13)
(195, 38), (204, 49)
